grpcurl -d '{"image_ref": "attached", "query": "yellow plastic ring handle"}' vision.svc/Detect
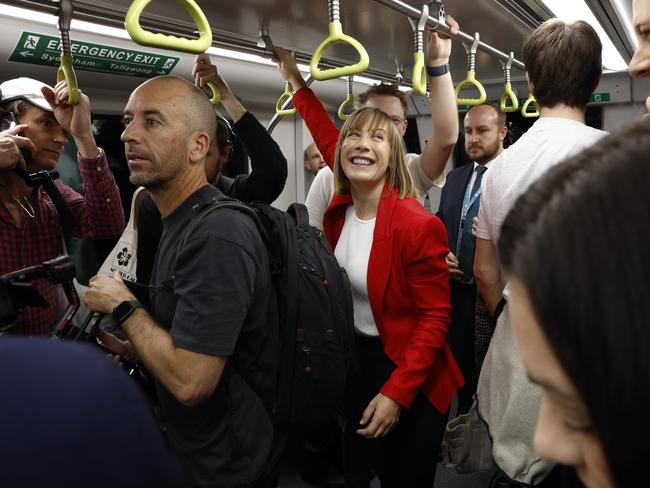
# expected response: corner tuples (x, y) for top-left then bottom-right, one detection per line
(206, 81), (220, 105)
(337, 92), (354, 121)
(276, 83), (296, 116)
(309, 20), (370, 81)
(125, 0), (212, 54)
(412, 51), (427, 96)
(522, 94), (540, 118)
(454, 70), (487, 106)
(500, 82), (519, 112)
(56, 55), (80, 105)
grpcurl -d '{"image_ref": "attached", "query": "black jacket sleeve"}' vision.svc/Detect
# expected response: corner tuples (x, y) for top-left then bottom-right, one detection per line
(224, 111), (287, 203)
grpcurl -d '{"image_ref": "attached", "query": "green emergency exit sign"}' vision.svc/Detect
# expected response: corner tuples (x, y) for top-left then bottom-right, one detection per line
(590, 92), (611, 103)
(9, 31), (180, 78)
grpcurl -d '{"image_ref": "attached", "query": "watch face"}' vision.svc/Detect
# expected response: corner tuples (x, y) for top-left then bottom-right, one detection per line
(112, 300), (140, 324)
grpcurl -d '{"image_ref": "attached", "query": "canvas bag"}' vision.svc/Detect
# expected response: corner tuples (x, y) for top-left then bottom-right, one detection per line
(475, 305), (555, 485)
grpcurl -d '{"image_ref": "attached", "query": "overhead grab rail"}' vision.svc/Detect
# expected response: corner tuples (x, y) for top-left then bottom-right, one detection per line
(57, 0), (79, 105)
(454, 32), (487, 106)
(371, 0), (525, 72)
(310, 0), (370, 81)
(125, 0), (221, 104)
(408, 3), (429, 96)
(338, 76), (355, 121)
(276, 83), (297, 116)
(500, 51), (519, 112)
(521, 94), (540, 118)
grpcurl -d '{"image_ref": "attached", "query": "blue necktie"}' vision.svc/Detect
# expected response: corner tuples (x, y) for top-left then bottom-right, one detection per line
(458, 165), (487, 282)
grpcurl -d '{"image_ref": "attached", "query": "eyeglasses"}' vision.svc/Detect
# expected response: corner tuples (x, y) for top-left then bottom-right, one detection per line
(390, 116), (405, 126)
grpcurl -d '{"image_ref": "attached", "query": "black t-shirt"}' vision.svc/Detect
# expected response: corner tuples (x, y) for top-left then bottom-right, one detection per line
(150, 185), (277, 487)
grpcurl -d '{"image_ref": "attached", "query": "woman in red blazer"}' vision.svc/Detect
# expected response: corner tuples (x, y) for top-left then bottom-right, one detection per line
(323, 107), (463, 487)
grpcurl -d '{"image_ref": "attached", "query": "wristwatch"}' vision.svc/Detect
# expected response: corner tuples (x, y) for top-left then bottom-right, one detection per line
(111, 300), (143, 325)
(427, 64), (450, 77)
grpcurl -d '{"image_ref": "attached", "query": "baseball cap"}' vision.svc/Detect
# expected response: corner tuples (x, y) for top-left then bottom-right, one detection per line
(0, 77), (53, 112)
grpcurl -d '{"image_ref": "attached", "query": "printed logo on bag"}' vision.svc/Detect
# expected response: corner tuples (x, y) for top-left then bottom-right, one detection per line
(117, 247), (132, 266)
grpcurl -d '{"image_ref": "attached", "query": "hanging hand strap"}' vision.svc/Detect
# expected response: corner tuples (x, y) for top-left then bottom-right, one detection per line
(521, 94), (540, 118)
(454, 32), (486, 106)
(338, 77), (355, 121)
(499, 51), (518, 112)
(125, 0), (220, 104)
(276, 82), (296, 116)
(408, 4), (429, 95)
(57, 0), (79, 105)
(310, 0), (370, 81)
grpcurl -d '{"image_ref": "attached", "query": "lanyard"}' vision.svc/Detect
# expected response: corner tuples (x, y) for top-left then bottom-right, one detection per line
(455, 173), (481, 256)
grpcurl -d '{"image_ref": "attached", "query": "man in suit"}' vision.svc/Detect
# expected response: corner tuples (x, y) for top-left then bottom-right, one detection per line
(437, 103), (506, 414)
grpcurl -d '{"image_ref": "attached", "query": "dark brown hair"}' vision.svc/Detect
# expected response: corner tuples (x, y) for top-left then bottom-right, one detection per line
(357, 83), (408, 119)
(498, 120), (650, 488)
(522, 19), (602, 109)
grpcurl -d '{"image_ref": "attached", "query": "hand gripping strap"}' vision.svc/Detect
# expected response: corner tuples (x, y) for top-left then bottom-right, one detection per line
(57, 55), (80, 105)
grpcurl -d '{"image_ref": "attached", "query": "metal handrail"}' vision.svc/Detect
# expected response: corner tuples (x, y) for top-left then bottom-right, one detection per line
(371, 0), (526, 71)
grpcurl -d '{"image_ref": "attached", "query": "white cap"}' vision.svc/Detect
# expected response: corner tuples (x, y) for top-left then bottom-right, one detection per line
(0, 77), (53, 112)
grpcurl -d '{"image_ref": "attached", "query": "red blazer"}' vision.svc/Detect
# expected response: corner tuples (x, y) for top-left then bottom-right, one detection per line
(324, 187), (464, 414)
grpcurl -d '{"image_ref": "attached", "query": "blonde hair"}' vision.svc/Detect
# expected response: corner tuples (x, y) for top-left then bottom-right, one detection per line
(333, 107), (416, 199)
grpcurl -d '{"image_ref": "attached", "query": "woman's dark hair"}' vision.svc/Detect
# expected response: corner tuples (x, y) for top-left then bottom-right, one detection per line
(498, 119), (650, 487)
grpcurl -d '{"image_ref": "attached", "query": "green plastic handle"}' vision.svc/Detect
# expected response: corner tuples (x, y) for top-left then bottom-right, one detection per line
(310, 20), (370, 81)
(412, 51), (427, 96)
(500, 82), (519, 112)
(454, 70), (487, 106)
(56, 55), (79, 105)
(337, 92), (354, 121)
(206, 81), (220, 105)
(276, 83), (296, 116)
(125, 0), (212, 54)
(521, 94), (540, 118)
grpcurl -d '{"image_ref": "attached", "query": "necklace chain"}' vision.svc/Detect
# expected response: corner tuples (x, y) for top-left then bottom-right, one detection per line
(0, 182), (36, 219)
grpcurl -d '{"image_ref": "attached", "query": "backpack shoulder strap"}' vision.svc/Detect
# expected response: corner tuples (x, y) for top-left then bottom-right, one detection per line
(176, 198), (265, 257)
(287, 203), (310, 228)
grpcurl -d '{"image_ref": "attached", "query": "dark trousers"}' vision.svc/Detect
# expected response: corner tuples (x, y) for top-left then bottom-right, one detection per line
(343, 334), (448, 488)
(448, 280), (478, 414)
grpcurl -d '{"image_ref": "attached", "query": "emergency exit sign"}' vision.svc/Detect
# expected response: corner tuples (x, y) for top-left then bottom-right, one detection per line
(590, 92), (611, 103)
(9, 31), (180, 78)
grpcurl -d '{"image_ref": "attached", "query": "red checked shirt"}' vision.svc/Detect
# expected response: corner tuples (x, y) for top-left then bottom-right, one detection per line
(0, 149), (125, 335)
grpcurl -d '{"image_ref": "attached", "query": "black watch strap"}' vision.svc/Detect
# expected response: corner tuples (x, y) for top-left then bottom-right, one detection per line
(112, 300), (143, 325)
(427, 64), (450, 77)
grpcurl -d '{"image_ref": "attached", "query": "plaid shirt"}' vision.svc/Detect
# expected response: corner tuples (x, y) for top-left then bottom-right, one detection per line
(0, 149), (125, 335)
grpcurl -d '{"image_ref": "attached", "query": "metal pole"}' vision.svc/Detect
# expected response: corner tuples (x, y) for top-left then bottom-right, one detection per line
(372, 0), (526, 71)
(266, 74), (315, 134)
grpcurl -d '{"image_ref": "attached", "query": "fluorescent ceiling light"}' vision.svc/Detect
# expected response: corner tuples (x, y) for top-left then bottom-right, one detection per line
(541, 0), (628, 71)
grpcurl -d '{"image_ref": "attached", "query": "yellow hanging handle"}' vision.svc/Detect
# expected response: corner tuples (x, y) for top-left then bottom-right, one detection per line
(412, 51), (427, 96)
(125, 0), (220, 104)
(500, 82), (519, 112)
(455, 32), (486, 106)
(338, 77), (355, 121)
(276, 82), (296, 116)
(521, 94), (540, 118)
(56, 57), (80, 105)
(499, 51), (518, 112)
(455, 71), (487, 106)
(310, 20), (370, 81)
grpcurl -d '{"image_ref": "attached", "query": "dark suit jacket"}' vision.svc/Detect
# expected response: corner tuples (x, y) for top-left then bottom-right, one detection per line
(437, 162), (475, 253)
(323, 185), (464, 413)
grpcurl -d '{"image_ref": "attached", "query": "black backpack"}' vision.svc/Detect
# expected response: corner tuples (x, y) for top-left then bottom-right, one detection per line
(179, 198), (355, 434)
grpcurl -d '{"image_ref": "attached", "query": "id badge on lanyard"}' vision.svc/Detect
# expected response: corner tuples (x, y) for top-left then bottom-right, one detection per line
(455, 180), (481, 258)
